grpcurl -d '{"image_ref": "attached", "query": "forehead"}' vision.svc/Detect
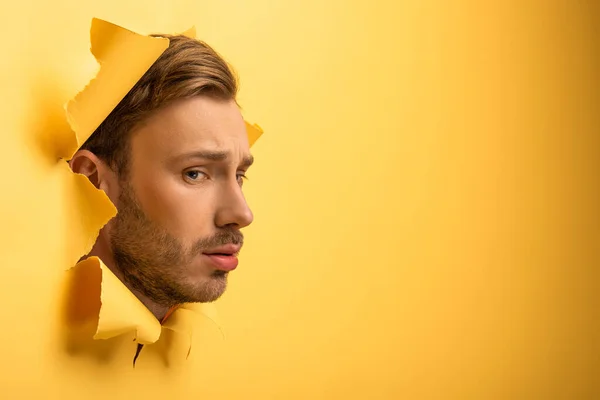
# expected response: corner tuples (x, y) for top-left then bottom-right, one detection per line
(130, 96), (249, 161)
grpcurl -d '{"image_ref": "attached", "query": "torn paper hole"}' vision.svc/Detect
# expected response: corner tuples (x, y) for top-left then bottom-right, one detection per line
(61, 17), (262, 354)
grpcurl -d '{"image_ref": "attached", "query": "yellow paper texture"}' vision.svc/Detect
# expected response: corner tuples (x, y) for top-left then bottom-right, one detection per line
(1, 1), (597, 399)
(59, 17), (258, 351)
(60, 255), (215, 370)
(65, 18), (170, 158)
(64, 165), (117, 267)
(0, 6), (262, 399)
(83, 257), (162, 344)
(160, 303), (224, 357)
(245, 121), (263, 147)
(180, 26), (196, 39)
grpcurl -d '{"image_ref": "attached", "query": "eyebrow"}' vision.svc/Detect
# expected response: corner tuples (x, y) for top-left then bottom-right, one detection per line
(173, 150), (254, 168)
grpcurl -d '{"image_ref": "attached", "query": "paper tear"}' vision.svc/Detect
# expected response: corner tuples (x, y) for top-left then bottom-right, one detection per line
(61, 17), (264, 357)
(64, 162), (117, 268)
(64, 18), (170, 159)
(190, 303), (224, 338)
(181, 26), (196, 39)
(246, 121), (264, 147)
(65, 17), (263, 159)
(69, 257), (162, 344)
(161, 307), (196, 358)
(133, 343), (144, 367)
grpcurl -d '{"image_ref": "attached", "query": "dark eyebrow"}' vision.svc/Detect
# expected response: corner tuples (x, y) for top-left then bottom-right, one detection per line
(173, 150), (254, 168)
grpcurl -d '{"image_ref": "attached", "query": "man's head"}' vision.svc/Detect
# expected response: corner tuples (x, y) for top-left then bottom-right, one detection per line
(70, 35), (254, 309)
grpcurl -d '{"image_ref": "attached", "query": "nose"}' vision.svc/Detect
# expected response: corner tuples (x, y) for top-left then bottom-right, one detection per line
(214, 181), (254, 229)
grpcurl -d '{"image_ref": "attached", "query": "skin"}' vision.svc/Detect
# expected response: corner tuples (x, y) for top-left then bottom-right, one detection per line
(69, 96), (254, 320)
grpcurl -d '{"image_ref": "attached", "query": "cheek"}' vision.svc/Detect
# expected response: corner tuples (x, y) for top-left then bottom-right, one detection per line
(133, 173), (216, 240)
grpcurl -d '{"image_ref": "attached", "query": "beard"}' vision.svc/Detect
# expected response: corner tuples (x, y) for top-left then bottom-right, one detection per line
(109, 182), (243, 307)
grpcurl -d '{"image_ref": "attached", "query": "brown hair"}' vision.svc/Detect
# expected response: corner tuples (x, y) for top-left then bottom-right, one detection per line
(80, 34), (238, 175)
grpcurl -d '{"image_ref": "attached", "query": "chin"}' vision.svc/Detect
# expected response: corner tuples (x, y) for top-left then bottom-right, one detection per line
(183, 272), (228, 303)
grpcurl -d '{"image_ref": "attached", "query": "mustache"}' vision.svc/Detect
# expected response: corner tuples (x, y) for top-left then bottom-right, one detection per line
(191, 229), (244, 253)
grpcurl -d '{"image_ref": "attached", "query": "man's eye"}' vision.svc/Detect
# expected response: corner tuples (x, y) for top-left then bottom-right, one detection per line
(237, 173), (248, 186)
(184, 170), (206, 181)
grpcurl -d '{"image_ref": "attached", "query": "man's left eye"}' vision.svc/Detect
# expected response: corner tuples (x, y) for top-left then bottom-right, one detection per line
(237, 173), (248, 185)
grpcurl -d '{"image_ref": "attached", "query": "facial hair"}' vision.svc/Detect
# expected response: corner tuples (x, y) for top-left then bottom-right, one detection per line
(109, 182), (243, 307)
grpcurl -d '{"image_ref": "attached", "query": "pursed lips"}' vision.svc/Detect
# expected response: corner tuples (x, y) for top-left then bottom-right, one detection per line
(201, 244), (241, 271)
(202, 243), (241, 256)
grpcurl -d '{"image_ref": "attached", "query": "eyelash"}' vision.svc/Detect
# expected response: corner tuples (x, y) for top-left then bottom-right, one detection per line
(183, 170), (248, 185)
(184, 170), (207, 181)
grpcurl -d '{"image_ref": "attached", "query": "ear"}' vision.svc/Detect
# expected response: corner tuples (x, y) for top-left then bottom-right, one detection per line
(69, 150), (117, 196)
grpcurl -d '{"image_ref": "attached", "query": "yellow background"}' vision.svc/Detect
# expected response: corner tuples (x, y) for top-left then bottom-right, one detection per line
(0, 0), (598, 399)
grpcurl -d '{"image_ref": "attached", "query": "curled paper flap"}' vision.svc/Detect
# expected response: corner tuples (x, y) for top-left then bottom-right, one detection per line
(184, 302), (222, 332)
(161, 307), (196, 359)
(162, 302), (223, 359)
(181, 26), (197, 39)
(63, 162), (117, 268)
(65, 17), (263, 158)
(66, 257), (214, 351)
(64, 18), (170, 159)
(246, 122), (264, 147)
(163, 302), (223, 335)
(74, 257), (163, 344)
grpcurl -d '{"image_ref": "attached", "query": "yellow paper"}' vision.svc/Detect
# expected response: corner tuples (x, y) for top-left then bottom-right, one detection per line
(65, 18), (261, 159)
(180, 26), (197, 39)
(86, 257), (162, 344)
(65, 18), (170, 158)
(246, 121), (264, 147)
(3, 1), (595, 399)
(0, 7), (263, 400)
(63, 164), (117, 268)
(58, 18), (239, 352)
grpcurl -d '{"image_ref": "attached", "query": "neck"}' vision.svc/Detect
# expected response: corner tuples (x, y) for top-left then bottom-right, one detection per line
(86, 234), (169, 321)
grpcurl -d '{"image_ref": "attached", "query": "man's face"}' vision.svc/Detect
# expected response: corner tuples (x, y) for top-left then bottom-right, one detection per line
(108, 96), (254, 307)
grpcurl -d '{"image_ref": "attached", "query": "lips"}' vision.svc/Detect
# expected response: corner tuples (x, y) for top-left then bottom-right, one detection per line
(202, 244), (241, 271)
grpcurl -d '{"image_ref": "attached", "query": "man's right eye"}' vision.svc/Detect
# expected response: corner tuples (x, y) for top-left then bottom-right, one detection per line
(183, 170), (207, 181)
